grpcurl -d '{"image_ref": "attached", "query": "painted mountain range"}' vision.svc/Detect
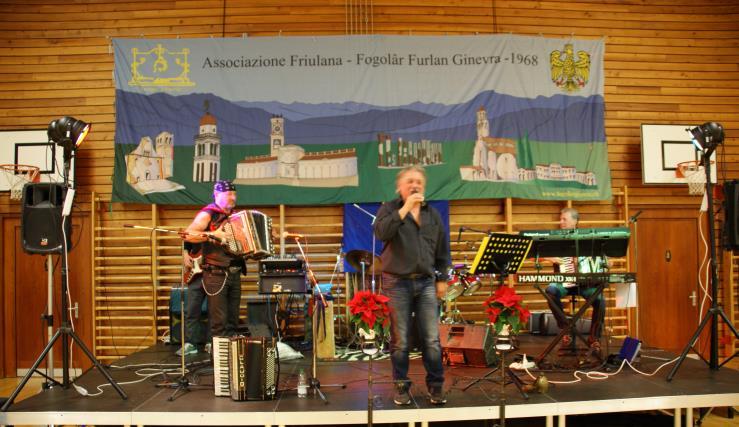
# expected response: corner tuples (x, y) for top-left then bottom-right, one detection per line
(114, 89), (604, 148)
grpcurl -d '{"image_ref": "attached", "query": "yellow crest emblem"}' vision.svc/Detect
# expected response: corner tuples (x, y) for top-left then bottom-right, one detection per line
(550, 44), (590, 92)
(129, 44), (196, 88)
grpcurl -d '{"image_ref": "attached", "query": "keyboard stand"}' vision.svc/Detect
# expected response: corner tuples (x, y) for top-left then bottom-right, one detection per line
(534, 282), (606, 367)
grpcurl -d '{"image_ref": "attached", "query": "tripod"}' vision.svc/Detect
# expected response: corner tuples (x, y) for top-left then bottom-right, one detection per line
(292, 235), (346, 403)
(667, 151), (739, 380)
(2, 150), (127, 411)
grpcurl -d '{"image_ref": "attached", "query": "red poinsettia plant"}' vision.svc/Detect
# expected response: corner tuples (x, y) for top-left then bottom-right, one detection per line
(348, 290), (391, 338)
(483, 285), (531, 335)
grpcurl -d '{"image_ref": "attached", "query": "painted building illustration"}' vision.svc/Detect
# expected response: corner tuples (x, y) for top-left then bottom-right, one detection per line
(125, 131), (185, 195)
(234, 115), (358, 187)
(376, 133), (443, 168)
(192, 101), (221, 183)
(460, 106), (596, 186)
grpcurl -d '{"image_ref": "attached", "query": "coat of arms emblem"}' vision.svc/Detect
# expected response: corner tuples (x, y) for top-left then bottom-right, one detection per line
(550, 44), (590, 92)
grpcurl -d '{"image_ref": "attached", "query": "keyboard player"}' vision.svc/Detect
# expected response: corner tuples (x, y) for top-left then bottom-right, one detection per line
(542, 208), (610, 357)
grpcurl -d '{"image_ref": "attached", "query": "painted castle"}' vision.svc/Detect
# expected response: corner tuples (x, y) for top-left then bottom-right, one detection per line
(234, 115), (358, 187)
(125, 131), (185, 195)
(460, 107), (596, 186)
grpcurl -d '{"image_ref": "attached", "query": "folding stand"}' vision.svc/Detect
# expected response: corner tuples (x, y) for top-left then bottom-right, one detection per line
(533, 281), (605, 366)
(462, 233), (532, 402)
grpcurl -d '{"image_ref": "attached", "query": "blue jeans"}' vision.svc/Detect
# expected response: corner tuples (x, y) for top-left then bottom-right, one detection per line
(382, 274), (444, 389)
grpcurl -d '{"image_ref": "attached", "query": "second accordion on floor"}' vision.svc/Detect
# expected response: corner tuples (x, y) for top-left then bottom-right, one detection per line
(220, 210), (274, 259)
(213, 336), (278, 401)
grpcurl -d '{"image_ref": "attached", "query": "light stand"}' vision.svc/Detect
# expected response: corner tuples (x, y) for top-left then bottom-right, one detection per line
(2, 120), (127, 412)
(667, 142), (739, 380)
(43, 255), (58, 388)
(292, 235), (346, 404)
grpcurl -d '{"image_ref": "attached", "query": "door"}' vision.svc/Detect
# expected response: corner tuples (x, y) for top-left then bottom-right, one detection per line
(637, 218), (702, 353)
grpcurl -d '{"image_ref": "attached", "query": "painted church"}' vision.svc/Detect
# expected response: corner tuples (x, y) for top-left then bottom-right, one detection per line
(459, 106), (596, 186)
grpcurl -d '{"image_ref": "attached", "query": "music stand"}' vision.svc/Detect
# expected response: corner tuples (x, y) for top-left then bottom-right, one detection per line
(463, 233), (532, 401)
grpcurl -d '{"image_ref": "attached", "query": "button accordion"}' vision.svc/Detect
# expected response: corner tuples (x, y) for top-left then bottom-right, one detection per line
(212, 336), (278, 401)
(220, 210), (274, 259)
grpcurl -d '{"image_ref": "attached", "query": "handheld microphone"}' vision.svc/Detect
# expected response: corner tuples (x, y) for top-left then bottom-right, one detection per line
(629, 210), (643, 223)
(283, 231), (304, 239)
(410, 189), (426, 206)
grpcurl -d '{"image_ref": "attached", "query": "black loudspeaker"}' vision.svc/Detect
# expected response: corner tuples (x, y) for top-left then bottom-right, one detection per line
(21, 183), (71, 254)
(439, 323), (497, 367)
(723, 180), (739, 249)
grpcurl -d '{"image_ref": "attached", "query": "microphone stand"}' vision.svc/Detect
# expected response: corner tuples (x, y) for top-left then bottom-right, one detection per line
(123, 225), (211, 400)
(292, 236), (346, 404)
(352, 203), (378, 293)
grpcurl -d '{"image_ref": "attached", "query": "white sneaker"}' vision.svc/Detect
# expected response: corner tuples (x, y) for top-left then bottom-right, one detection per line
(175, 342), (197, 356)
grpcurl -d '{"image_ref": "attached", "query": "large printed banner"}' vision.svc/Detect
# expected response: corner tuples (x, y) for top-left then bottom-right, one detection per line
(112, 35), (608, 205)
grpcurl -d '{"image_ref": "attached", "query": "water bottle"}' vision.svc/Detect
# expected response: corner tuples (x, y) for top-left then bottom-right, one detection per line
(297, 368), (308, 398)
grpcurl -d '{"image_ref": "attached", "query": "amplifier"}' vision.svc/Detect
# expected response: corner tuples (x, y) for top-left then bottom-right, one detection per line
(439, 323), (497, 367)
(258, 257), (308, 293)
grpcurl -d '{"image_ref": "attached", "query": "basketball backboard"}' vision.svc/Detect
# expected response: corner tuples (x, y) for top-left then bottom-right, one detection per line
(640, 124), (717, 185)
(0, 130), (72, 191)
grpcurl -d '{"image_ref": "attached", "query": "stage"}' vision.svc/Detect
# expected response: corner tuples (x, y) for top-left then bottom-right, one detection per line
(1, 336), (738, 426)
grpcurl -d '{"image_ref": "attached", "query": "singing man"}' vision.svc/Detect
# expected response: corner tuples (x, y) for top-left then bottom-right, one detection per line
(374, 165), (450, 406)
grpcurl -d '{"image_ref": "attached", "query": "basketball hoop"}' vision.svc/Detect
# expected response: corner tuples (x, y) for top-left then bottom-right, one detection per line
(676, 160), (711, 196)
(0, 164), (40, 201)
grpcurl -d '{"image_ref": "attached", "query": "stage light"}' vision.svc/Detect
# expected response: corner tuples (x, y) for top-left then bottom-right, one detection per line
(47, 116), (91, 149)
(689, 122), (724, 152)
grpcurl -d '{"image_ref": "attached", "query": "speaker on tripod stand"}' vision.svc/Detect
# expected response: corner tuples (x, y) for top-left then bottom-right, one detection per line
(21, 182), (71, 254)
(2, 116), (127, 413)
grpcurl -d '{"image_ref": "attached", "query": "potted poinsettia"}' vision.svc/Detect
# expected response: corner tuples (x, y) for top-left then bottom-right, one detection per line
(483, 285), (531, 335)
(347, 290), (391, 340)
